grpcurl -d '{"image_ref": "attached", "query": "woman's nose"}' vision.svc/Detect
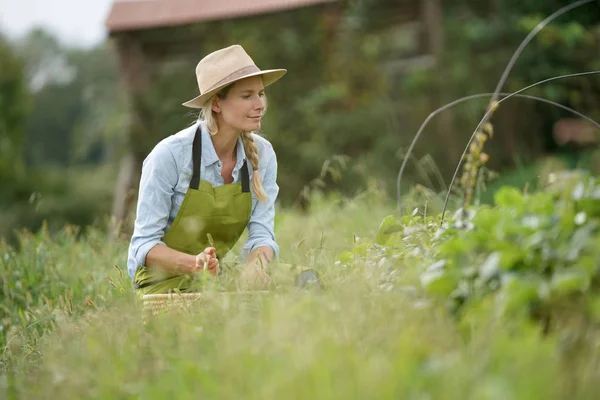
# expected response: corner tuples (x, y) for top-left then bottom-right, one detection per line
(254, 97), (265, 111)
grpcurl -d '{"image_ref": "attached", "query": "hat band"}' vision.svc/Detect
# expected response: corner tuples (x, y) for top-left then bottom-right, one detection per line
(203, 65), (261, 93)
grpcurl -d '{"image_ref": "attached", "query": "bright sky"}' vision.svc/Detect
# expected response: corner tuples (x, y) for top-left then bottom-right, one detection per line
(0, 0), (114, 47)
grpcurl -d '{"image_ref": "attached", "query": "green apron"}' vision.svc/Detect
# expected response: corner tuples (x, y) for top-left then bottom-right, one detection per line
(133, 126), (252, 295)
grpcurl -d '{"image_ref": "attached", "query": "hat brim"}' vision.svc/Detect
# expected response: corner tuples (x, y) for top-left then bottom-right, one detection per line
(182, 69), (287, 109)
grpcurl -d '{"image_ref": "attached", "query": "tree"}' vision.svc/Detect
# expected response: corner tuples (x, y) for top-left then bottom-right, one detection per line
(0, 32), (31, 202)
(15, 29), (126, 166)
(16, 28), (75, 92)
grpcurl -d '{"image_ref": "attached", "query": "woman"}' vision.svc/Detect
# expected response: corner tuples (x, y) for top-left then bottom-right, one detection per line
(126, 45), (287, 295)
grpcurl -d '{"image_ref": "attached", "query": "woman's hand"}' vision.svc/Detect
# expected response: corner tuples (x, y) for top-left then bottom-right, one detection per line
(241, 261), (272, 289)
(193, 247), (219, 276)
(240, 246), (274, 289)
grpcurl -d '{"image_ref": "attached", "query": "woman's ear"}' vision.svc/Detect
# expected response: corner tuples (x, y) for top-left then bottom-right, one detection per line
(211, 97), (221, 114)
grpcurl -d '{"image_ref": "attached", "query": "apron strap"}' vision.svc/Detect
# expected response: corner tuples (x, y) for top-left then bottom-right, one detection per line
(190, 126), (202, 190)
(241, 161), (250, 193)
(190, 125), (251, 193)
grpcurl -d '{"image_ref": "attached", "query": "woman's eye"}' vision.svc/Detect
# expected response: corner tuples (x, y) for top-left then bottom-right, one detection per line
(242, 93), (264, 99)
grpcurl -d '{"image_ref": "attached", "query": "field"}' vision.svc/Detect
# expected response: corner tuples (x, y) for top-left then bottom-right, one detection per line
(2, 174), (600, 399)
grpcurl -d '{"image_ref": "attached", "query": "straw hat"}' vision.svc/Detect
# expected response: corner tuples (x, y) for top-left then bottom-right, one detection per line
(182, 45), (287, 108)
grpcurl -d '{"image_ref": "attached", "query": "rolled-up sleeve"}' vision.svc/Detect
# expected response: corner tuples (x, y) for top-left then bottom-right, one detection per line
(126, 143), (178, 278)
(242, 147), (280, 259)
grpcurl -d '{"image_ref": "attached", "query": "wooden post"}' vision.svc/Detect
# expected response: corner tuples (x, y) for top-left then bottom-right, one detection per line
(423, 0), (443, 58)
(321, 3), (342, 83)
(110, 34), (153, 237)
(489, 0), (500, 14)
(422, 0), (457, 182)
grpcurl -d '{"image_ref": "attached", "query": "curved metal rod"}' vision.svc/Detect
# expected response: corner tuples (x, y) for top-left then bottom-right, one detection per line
(398, 0), (596, 215)
(490, 0), (595, 108)
(396, 92), (600, 211)
(441, 70), (600, 222)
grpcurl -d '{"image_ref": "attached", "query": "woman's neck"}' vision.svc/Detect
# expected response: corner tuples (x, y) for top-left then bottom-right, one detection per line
(210, 123), (239, 162)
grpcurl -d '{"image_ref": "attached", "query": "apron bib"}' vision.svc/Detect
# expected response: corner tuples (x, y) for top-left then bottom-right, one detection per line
(134, 127), (252, 294)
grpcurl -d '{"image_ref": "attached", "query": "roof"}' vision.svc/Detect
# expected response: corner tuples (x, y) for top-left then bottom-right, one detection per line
(105, 0), (337, 33)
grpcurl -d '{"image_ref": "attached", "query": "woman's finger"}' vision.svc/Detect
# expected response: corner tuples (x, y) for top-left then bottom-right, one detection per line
(260, 272), (271, 284)
(195, 253), (207, 268)
(207, 259), (219, 275)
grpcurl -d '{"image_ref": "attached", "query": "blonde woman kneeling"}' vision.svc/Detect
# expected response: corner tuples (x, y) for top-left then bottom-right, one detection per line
(126, 45), (286, 295)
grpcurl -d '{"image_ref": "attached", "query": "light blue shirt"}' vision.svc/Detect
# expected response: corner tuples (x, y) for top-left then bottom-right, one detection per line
(126, 121), (279, 279)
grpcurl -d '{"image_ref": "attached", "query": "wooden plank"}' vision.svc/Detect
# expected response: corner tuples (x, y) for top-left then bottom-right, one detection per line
(110, 34), (161, 226)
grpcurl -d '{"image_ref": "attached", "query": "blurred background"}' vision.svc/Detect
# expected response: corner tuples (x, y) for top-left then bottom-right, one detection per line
(0, 0), (599, 242)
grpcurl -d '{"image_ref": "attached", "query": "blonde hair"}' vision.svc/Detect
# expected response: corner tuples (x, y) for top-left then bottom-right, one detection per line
(199, 84), (268, 202)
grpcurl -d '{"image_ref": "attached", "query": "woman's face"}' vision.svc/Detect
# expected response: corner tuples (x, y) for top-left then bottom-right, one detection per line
(212, 76), (266, 132)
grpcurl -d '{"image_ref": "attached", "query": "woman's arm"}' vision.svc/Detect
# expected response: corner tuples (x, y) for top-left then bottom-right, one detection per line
(146, 244), (218, 275)
(242, 246), (274, 287)
(247, 246), (274, 266)
(240, 142), (279, 287)
(128, 142), (217, 277)
(242, 144), (279, 264)
(145, 244), (196, 274)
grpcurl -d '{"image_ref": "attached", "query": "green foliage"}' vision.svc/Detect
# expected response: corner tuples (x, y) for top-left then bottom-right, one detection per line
(0, 31), (124, 239)
(3, 182), (600, 397)
(338, 171), (600, 355)
(402, 0), (600, 185)
(0, 165), (116, 242)
(431, 173), (600, 316)
(0, 33), (31, 197)
(17, 33), (126, 166)
(0, 224), (128, 360)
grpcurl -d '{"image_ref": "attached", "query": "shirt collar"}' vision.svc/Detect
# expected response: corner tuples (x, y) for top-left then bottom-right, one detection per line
(200, 121), (248, 168)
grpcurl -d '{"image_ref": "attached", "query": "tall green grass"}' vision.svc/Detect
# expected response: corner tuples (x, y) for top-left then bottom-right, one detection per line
(1, 187), (599, 399)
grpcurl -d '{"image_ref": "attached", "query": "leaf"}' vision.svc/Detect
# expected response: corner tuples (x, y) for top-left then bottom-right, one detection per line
(494, 187), (524, 209)
(473, 208), (500, 231)
(498, 275), (540, 313)
(375, 215), (398, 246)
(550, 271), (589, 297)
(337, 251), (354, 264)
(499, 248), (523, 271)
(353, 243), (371, 257)
(572, 182), (585, 201)
(420, 260), (456, 297)
(319, 160), (331, 178)
(296, 238), (306, 250)
(312, 179), (326, 188)
(327, 167), (341, 182)
(421, 270), (455, 297)
(384, 225), (404, 235)
(479, 252), (501, 281)
(588, 296), (600, 323)
(575, 211), (587, 225)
